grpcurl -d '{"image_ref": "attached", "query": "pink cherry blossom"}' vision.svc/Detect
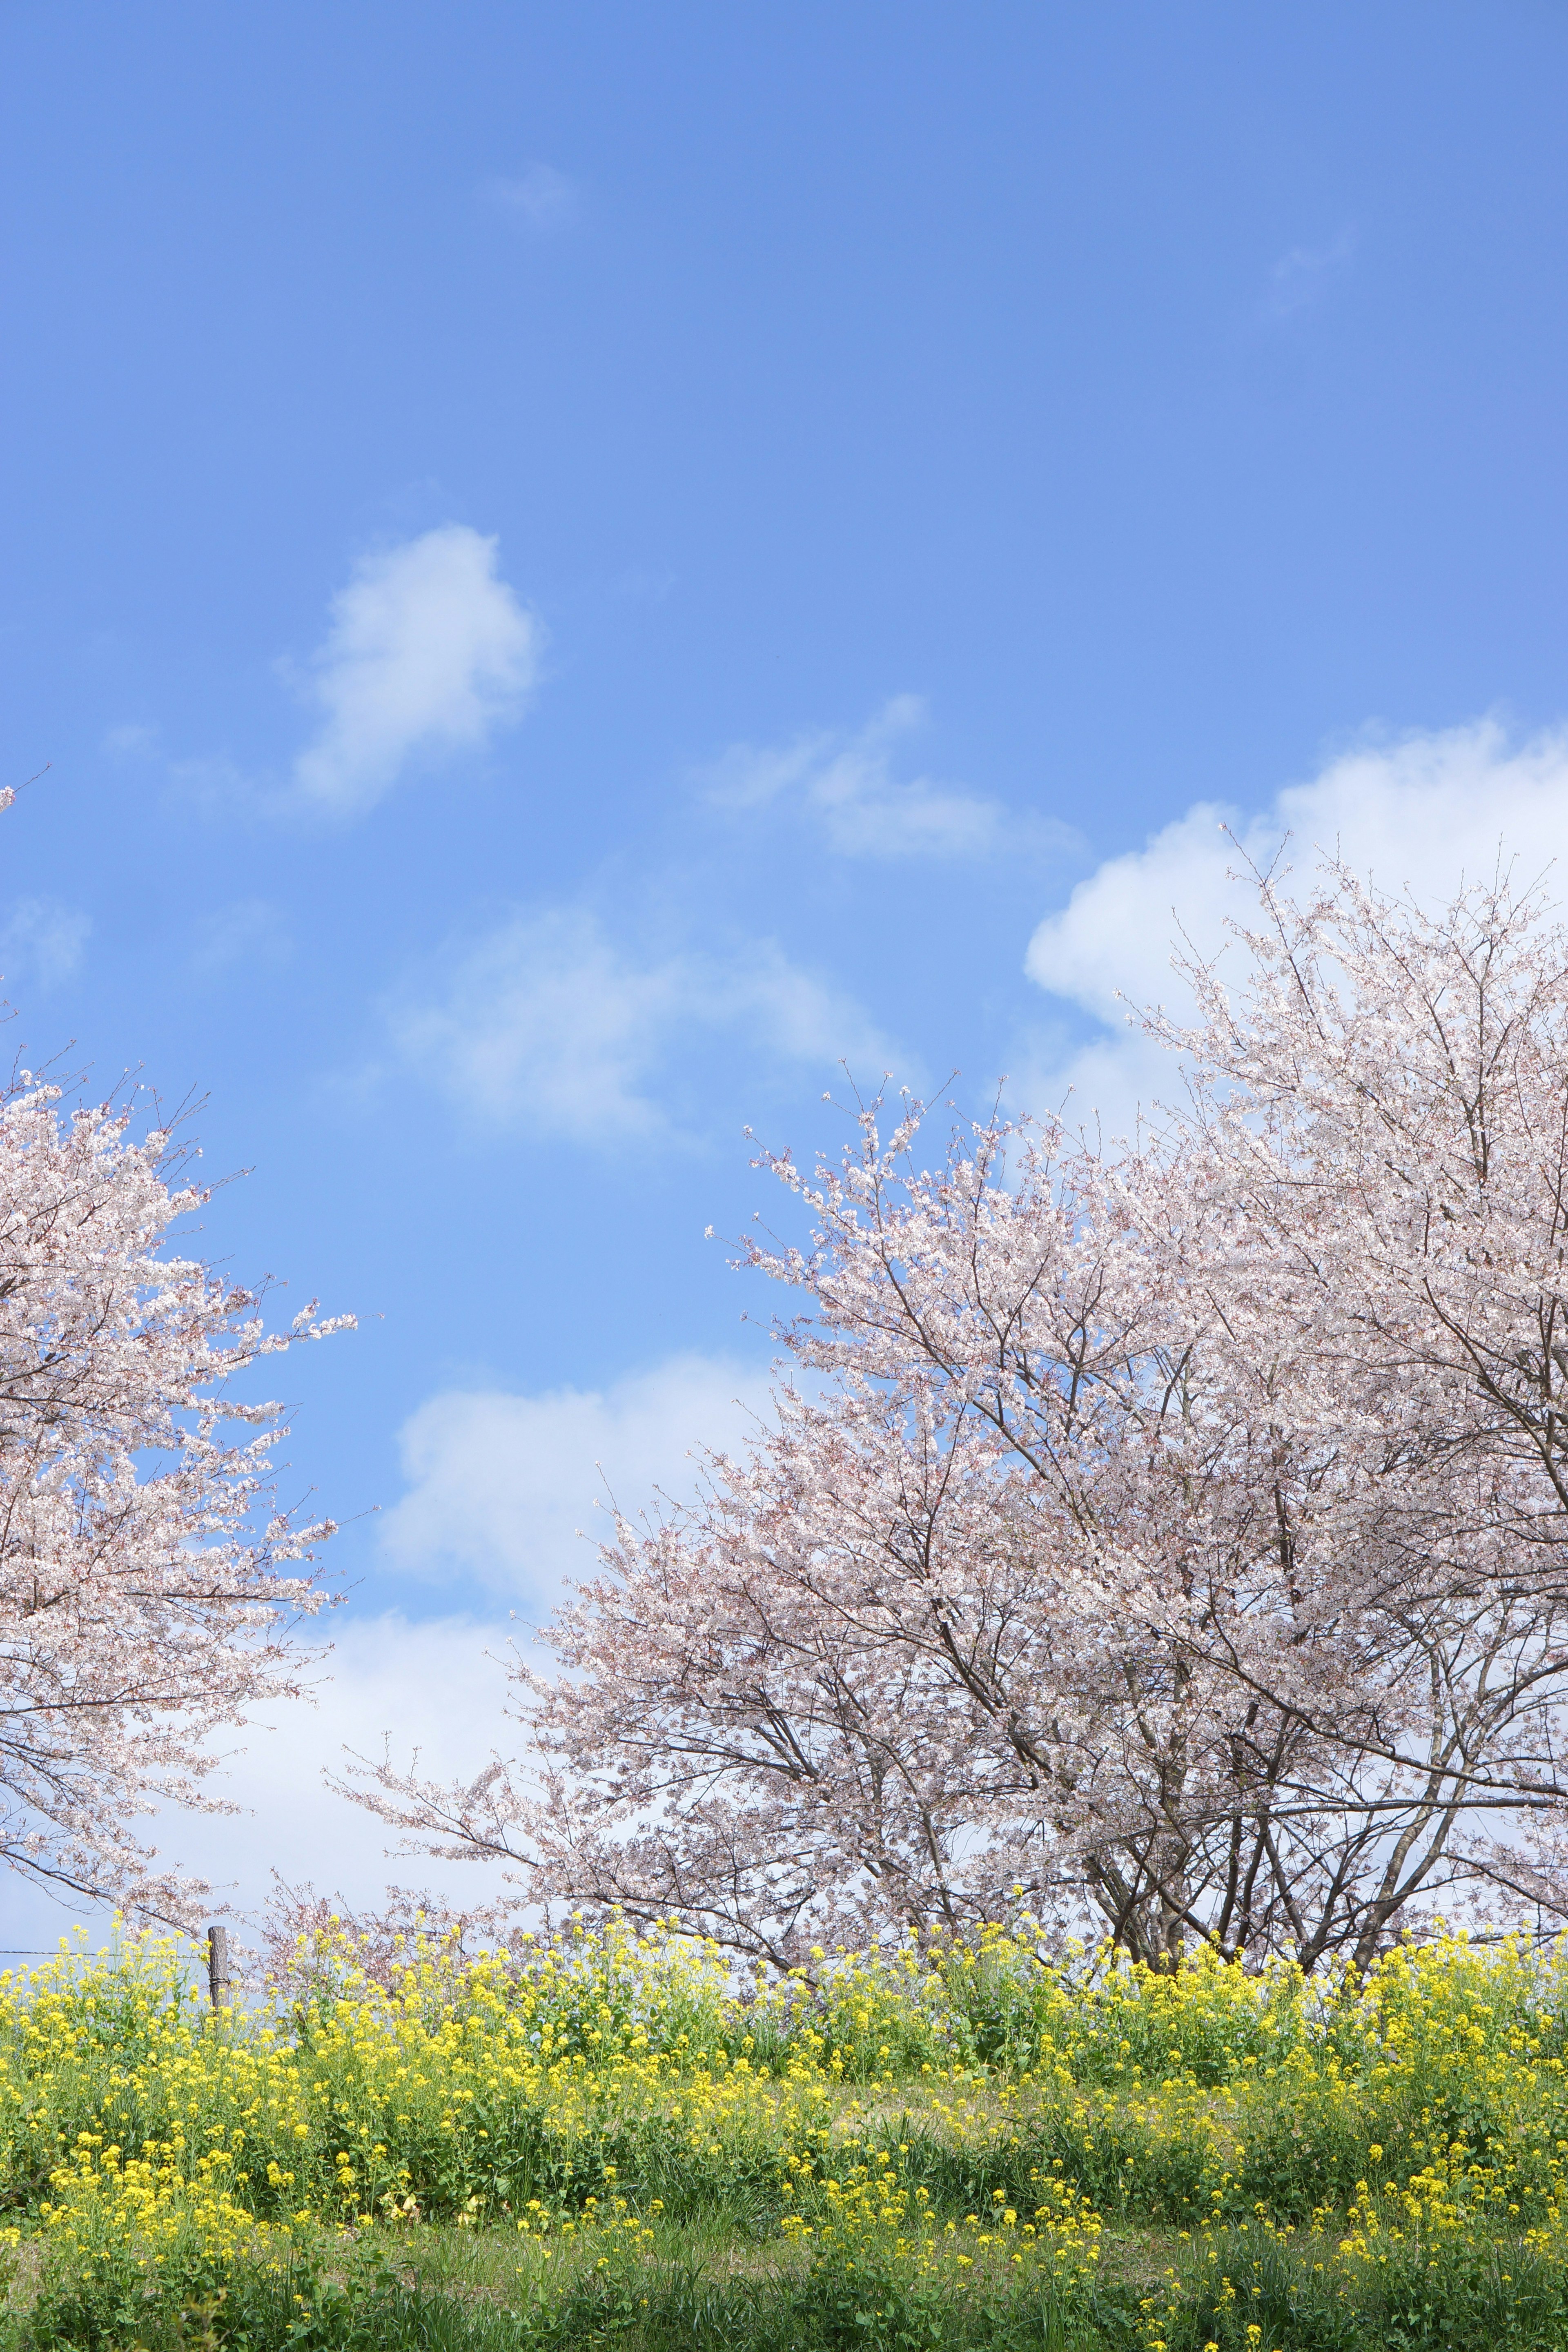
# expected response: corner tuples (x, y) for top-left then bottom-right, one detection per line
(0, 1078), (350, 1924)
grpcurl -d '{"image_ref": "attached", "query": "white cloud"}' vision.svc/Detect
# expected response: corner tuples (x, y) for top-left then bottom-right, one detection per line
(484, 163), (579, 235)
(704, 696), (1054, 860)
(1023, 720), (1568, 1140)
(381, 1354), (762, 1599)
(0, 897), (90, 991)
(391, 905), (898, 1138)
(171, 1612), (525, 1923)
(293, 526), (538, 815)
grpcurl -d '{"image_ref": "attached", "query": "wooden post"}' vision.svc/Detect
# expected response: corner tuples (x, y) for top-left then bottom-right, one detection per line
(206, 1924), (232, 2008)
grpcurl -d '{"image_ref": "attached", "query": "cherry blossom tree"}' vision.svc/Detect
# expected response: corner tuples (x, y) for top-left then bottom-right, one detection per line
(1155, 860), (1568, 1945)
(0, 1075), (350, 1923)
(353, 862), (1568, 1971)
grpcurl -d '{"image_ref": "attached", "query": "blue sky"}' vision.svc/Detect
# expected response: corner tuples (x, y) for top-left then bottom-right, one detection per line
(4, 0), (1568, 1935)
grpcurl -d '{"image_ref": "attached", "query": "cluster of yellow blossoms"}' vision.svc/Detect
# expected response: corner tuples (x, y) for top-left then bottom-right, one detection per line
(4, 1913), (1568, 2343)
(779, 2144), (1102, 2295)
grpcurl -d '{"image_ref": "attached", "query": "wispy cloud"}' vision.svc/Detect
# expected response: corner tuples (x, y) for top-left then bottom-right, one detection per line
(191, 898), (292, 975)
(1261, 229), (1356, 321)
(292, 526), (539, 816)
(391, 905), (898, 1139)
(102, 722), (158, 761)
(703, 696), (1065, 860)
(483, 163), (579, 236)
(0, 897), (90, 991)
(381, 1354), (762, 1598)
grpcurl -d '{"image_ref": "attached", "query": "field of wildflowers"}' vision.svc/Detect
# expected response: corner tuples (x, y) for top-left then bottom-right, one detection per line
(2, 1916), (1568, 2348)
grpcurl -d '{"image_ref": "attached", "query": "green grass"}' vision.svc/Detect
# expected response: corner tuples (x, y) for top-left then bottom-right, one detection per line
(25, 2217), (1568, 2352)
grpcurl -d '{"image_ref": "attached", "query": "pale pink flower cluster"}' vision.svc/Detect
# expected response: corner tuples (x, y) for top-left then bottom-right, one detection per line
(0, 1080), (350, 1924)
(355, 862), (1568, 1971)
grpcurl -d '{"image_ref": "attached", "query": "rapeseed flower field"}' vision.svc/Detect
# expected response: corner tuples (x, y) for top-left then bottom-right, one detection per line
(3, 1915), (1568, 2348)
